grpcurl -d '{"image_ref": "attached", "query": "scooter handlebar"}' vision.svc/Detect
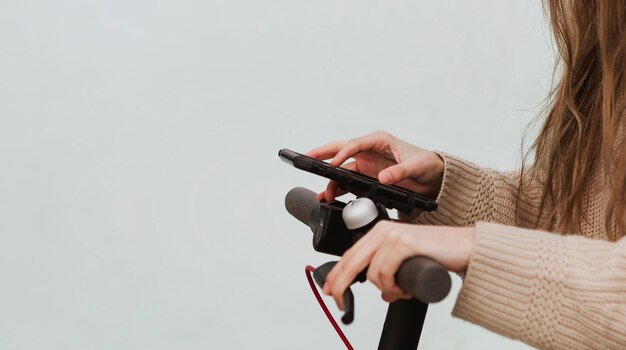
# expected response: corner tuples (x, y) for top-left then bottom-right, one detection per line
(396, 256), (451, 303)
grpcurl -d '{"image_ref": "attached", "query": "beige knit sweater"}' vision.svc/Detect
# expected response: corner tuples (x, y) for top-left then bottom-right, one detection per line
(403, 121), (626, 349)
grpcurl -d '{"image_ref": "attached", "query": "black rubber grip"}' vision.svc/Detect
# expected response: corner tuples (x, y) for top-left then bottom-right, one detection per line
(285, 187), (318, 226)
(396, 256), (451, 303)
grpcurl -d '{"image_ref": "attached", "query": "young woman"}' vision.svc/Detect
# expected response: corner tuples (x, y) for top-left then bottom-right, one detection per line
(307, 1), (626, 348)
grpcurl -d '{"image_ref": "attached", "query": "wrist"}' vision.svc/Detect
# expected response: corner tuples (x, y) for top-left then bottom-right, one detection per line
(461, 225), (476, 272)
(426, 152), (445, 199)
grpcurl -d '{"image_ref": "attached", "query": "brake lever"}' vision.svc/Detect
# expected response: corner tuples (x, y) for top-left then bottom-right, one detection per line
(312, 261), (367, 324)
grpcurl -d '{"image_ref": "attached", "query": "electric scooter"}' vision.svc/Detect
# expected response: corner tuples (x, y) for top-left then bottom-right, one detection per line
(285, 187), (452, 350)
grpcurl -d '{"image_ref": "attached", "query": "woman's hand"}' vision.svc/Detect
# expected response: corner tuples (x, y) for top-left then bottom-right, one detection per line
(307, 130), (444, 202)
(322, 221), (475, 310)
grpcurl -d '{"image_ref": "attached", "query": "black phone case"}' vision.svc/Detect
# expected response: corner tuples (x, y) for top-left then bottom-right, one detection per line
(279, 148), (437, 214)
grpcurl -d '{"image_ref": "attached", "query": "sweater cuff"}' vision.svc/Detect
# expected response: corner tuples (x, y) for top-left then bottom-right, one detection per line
(411, 152), (484, 226)
(451, 221), (564, 344)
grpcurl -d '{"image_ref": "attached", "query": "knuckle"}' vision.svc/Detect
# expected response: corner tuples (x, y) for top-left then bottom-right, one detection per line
(387, 228), (402, 240)
(398, 232), (414, 245)
(379, 267), (393, 281)
(331, 283), (344, 297)
(325, 272), (335, 284)
(392, 165), (406, 178)
(341, 248), (353, 260)
(342, 259), (360, 275)
(346, 138), (359, 147)
(373, 221), (389, 232)
(379, 275), (396, 292)
(366, 269), (377, 282)
(373, 130), (391, 139)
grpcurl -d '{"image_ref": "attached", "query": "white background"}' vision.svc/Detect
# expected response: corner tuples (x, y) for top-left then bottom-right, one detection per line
(0, 1), (554, 349)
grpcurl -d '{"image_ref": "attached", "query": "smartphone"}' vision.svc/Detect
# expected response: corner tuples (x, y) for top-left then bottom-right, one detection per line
(278, 148), (437, 214)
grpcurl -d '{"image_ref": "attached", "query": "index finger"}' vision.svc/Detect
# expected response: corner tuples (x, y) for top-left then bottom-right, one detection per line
(330, 131), (392, 167)
(323, 233), (384, 310)
(306, 140), (347, 160)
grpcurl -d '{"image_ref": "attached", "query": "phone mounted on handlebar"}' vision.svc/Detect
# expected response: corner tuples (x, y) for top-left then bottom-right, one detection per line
(279, 148), (438, 214)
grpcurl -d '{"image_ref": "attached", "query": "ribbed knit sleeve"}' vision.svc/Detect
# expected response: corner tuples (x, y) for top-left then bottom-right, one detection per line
(453, 221), (626, 349)
(395, 151), (626, 348)
(401, 152), (544, 229)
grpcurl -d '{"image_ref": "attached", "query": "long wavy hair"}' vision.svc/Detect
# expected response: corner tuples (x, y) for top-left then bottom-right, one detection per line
(521, 1), (626, 240)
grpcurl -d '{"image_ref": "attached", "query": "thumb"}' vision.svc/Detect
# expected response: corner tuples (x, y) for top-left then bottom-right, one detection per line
(379, 161), (424, 185)
(378, 163), (408, 184)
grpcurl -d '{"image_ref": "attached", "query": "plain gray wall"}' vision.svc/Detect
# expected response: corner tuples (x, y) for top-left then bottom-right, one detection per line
(0, 1), (553, 349)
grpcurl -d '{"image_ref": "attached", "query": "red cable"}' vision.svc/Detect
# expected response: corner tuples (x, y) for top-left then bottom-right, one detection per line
(305, 265), (354, 350)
